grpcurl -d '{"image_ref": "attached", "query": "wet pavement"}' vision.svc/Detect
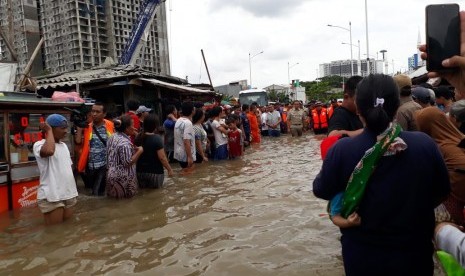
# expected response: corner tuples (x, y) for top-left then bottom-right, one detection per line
(0, 133), (355, 275)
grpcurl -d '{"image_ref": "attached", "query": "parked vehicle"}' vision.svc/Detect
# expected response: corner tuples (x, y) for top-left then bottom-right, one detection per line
(238, 89), (268, 107)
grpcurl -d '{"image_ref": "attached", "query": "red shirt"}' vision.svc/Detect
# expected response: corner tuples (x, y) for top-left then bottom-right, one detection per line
(126, 111), (140, 131)
(126, 111), (140, 144)
(228, 129), (242, 158)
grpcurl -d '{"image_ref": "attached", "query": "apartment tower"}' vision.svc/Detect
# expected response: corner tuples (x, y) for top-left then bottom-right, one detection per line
(0, 0), (170, 76)
(0, 0), (44, 76)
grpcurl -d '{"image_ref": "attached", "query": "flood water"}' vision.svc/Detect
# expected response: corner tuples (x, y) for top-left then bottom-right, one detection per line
(0, 134), (348, 275)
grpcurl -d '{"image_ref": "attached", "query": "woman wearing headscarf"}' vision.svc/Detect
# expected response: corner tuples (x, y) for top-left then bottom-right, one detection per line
(106, 115), (143, 199)
(313, 74), (450, 275)
(416, 106), (465, 226)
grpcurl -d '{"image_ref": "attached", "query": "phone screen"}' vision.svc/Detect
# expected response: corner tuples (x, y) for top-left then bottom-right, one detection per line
(426, 4), (460, 72)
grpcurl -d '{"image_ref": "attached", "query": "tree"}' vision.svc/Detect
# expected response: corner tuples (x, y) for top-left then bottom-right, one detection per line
(268, 89), (290, 103)
(302, 75), (344, 102)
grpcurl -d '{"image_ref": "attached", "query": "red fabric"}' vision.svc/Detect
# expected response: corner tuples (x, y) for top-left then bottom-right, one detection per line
(328, 106), (335, 118)
(442, 194), (465, 226)
(228, 130), (243, 158)
(320, 135), (341, 160)
(126, 111), (140, 131)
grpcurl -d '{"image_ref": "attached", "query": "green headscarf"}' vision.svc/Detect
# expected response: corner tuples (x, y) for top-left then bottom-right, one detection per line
(341, 123), (402, 218)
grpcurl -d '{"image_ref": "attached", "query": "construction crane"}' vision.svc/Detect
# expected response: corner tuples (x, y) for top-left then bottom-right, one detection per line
(119, 0), (165, 65)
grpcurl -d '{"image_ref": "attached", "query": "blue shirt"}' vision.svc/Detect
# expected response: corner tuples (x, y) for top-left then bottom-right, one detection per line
(329, 192), (344, 217)
(88, 124), (108, 170)
(240, 112), (250, 138)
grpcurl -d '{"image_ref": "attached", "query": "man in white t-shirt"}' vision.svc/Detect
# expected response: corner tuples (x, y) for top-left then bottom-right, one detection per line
(174, 101), (196, 170)
(33, 114), (78, 225)
(210, 106), (229, 160)
(267, 104), (282, 137)
(261, 106), (269, 137)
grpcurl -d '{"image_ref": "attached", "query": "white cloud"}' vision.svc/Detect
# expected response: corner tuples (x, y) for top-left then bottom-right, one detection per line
(167, 0), (459, 89)
(209, 0), (309, 18)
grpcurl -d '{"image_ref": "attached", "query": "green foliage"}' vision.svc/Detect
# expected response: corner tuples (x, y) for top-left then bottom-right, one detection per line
(268, 89), (290, 103)
(302, 75), (345, 102)
(220, 94), (233, 102)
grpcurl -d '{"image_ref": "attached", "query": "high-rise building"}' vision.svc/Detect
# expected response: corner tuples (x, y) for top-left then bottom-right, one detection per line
(0, 0), (170, 77)
(0, 0), (44, 76)
(408, 54), (419, 71)
(319, 59), (383, 78)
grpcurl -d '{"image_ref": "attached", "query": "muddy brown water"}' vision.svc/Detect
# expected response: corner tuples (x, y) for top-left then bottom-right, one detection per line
(0, 133), (443, 275)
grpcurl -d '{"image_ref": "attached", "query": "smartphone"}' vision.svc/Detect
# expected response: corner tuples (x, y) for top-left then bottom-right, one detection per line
(426, 4), (461, 72)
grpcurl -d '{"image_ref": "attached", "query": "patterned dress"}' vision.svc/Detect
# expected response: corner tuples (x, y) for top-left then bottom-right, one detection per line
(106, 132), (137, 198)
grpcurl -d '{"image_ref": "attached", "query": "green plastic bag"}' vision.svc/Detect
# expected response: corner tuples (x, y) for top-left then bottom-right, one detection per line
(437, 250), (465, 276)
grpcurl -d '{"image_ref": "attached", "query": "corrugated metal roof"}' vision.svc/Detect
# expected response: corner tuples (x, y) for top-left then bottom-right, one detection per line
(35, 65), (186, 90)
(137, 78), (217, 95)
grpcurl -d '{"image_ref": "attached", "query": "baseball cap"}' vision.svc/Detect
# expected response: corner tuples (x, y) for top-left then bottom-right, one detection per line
(46, 114), (68, 128)
(136, 105), (152, 114)
(412, 87), (431, 104)
(393, 74), (412, 90)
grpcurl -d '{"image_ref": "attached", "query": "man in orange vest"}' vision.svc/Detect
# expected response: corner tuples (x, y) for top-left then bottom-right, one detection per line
(76, 102), (114, 196)
(311, 101), (328, 135)
(327, 98), (339, 119)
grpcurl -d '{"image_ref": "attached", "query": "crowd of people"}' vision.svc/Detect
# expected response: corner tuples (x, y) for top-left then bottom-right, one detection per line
(34, 96), (320, 224)
(30, 8), (465, 275)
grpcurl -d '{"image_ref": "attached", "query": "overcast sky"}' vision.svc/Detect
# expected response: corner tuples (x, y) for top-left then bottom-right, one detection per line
(167, 0), (460, 89)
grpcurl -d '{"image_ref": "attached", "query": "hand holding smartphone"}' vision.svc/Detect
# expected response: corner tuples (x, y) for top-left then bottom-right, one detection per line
(426, 4), (461, 72)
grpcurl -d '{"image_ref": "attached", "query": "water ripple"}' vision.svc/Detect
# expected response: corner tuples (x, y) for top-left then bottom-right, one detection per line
(0, 133), (345, 275)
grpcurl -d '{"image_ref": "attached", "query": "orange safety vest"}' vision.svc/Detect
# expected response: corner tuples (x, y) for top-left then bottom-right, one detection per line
(282, 111), (287, 123)
(77, 119), (114, 172)
(327, 106), (335, 118)
(312, 108), (328, 130)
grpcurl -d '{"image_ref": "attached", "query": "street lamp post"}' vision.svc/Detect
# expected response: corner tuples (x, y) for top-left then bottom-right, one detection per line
(328, 22), (353, 76)
(288, 62), (299, 100)
(365, 0), (370, 75)
(363, 52), (378, 76)
(342, 39), (361, 76)
(249, 50), (264, 88)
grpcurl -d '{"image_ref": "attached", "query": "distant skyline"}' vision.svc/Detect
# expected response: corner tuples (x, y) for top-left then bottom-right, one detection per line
(167, 0), (459, 89)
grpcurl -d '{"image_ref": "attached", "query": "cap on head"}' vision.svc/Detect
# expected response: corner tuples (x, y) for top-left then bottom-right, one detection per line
(136, 105), (152, 114)
(393, 74), (412, 91)
(393, 74), (412, 89)
(46, 114), (68, 128)
(412, 87), (431, 104)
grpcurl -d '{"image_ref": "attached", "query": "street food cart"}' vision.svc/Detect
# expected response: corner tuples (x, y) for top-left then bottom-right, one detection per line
(0, 92), (82, 213)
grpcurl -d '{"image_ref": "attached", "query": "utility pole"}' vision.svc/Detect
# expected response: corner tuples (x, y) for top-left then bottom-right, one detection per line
(201, 49), (214, 90)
